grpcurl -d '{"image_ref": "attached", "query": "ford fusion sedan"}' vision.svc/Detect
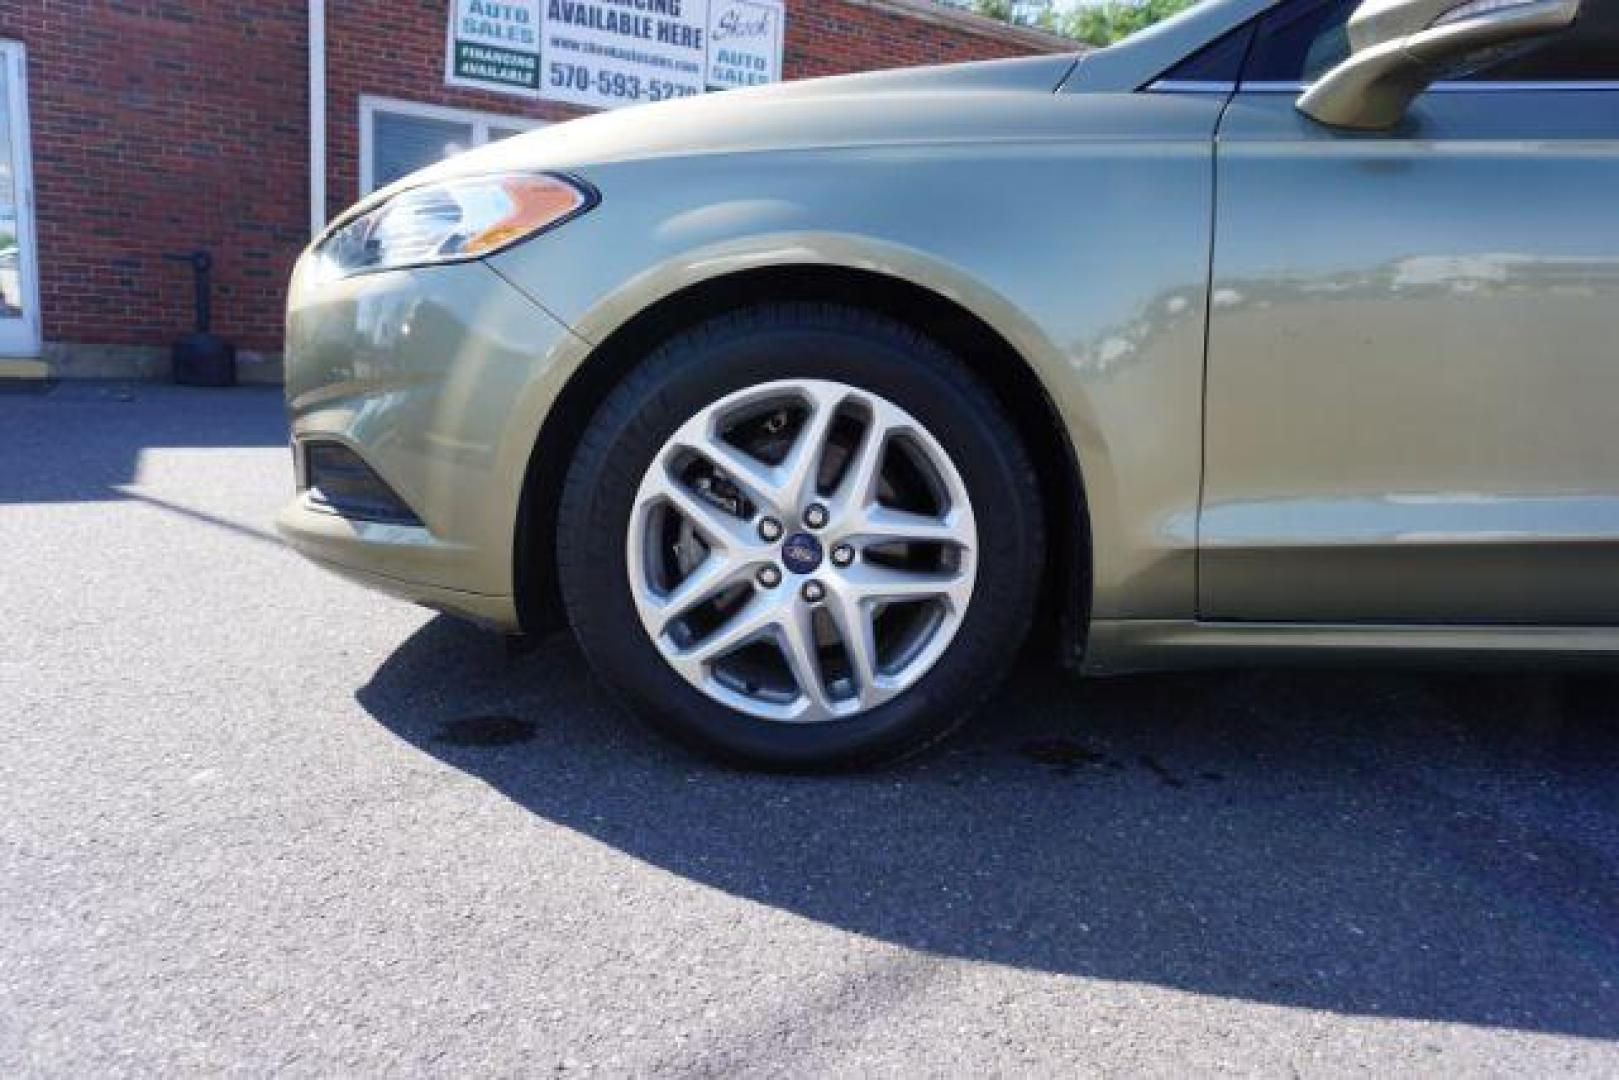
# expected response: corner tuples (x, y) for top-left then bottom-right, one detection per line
(279, 0), (1618, 768)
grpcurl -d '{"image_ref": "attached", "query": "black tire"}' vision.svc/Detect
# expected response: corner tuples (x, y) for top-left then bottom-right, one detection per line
(556, 303), (1045, 770)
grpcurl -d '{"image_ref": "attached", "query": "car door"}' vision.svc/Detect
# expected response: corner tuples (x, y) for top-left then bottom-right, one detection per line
(1199, 0), (1619, 624)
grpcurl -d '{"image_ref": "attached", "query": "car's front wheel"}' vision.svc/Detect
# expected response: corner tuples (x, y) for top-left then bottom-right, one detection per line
(557, 304), (1044, 769)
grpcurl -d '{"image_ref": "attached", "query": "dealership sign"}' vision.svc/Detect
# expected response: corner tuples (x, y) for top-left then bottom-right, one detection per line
(446, 0), (544, 93)
(446, 0), (785, 110)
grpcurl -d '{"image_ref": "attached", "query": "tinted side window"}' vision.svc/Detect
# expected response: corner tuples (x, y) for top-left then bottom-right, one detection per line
(1465, 3), (1619, 80)
(1156, 24), (1256, 84)
(1241, 0), (1619, 84)
(1243, 0), (1355, 83)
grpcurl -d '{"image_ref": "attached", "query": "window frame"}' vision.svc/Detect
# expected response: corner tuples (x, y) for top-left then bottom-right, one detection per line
(358, 95), (549, 195)
(0, 39), (40, 358)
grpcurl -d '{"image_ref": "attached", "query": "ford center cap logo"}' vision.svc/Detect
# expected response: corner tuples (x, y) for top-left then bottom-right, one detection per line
(780, 532), (824, 574)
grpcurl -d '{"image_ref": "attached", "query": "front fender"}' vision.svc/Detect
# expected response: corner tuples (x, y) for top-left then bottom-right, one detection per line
(487, 121), (1216, 621)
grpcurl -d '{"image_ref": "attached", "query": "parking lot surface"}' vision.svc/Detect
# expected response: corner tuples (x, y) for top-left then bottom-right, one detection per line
(2, 383), (1617, 1076)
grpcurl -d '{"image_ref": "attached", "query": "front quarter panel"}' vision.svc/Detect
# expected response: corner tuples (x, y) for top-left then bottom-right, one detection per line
(280, 255), (588, 607)
(489, 91), (1223, 620)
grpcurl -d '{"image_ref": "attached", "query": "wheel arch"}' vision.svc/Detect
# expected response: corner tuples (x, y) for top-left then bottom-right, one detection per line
(514, 265), (1092, 664)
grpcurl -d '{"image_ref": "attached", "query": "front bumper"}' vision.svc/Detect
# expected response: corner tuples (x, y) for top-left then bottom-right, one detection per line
(278, 535), (525, 629)
(276, 256), (586, 631)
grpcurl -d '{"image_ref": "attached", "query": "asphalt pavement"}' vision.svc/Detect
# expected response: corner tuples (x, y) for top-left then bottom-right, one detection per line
(2, 382), (1617, 1076)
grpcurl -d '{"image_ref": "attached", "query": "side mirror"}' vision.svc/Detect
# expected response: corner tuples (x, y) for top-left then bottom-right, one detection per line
(1297, 0), (1582, 130)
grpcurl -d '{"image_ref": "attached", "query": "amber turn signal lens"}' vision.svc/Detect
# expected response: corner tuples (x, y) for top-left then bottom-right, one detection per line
(461, 175), (590, 256)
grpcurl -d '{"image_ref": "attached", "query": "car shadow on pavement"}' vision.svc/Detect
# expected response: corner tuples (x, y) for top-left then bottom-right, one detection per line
(0, 382), (287, 504)
(358, 615), (1619, 1040)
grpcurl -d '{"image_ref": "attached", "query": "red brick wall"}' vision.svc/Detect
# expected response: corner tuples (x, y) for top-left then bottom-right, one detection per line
(324, 2), (589, 225)
(786, 0), (1051, 78)
(0, 1), (1062, 359)
(0, 0), (308, 353)
(324, 1), (1057, 220)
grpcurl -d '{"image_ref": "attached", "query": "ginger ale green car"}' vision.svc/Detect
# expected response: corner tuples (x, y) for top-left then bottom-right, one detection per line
(279, 0), (1619, 768)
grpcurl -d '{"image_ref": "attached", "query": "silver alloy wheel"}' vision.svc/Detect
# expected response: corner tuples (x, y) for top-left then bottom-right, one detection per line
(626, 379), (978, 724)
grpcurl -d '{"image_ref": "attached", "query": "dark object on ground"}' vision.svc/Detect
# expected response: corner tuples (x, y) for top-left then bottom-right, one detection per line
(164, 250), (236, 387)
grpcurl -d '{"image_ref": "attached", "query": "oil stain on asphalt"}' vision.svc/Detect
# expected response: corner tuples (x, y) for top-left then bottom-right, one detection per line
(1018, 737), (1225, 790)
(1018, 737), (1109, 776)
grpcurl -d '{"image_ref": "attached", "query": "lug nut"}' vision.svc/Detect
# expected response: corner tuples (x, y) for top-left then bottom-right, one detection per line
(757, 566), (782, 588)
(803, 504), (829, 530)
(831, 543), (855, 568)
(801, 580), (825, 603)
(758, 517), (783, 542)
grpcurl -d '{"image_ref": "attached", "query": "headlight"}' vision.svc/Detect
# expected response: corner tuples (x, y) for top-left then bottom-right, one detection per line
(313, 173), (594, 280)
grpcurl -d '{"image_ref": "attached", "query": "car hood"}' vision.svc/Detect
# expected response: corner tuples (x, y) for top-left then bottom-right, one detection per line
(376, 52), (1082, 199)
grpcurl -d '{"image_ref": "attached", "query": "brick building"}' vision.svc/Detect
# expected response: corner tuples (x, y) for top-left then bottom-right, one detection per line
(0, 1), (1067, 381)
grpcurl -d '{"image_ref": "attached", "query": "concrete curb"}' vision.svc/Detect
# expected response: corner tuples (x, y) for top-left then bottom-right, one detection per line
(33, 343), (284, 385)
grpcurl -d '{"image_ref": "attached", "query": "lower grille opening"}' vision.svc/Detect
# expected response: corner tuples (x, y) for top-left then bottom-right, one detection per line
(302, 441), (423, 526)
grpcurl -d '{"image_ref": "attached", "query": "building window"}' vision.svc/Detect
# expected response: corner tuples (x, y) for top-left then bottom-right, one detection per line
(358, 96), (548, 194)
